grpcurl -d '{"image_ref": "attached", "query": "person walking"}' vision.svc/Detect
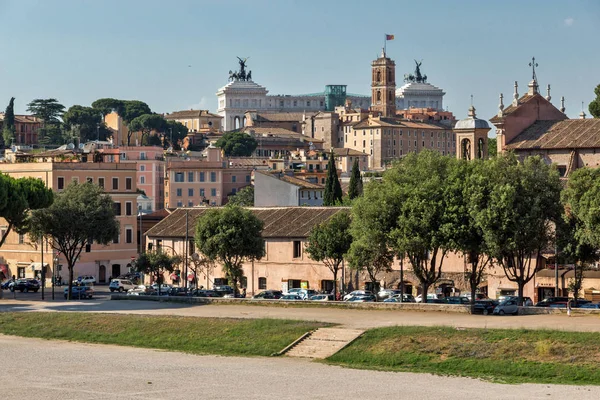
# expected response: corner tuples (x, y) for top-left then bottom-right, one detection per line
(567, 299), (573, 317)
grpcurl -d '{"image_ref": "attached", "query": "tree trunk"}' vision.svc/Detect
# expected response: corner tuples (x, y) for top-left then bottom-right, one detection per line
(333, 269), (338, 300)
(517, 282), (524, 307)
(470, 285), (477, 314)
(67, 263), (74, 301)
(422, 282), (429, 304)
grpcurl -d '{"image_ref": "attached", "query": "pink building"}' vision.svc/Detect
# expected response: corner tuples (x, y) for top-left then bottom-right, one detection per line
(117, 146), (165, 211)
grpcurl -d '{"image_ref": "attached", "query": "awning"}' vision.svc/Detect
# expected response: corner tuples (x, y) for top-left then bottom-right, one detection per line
(187, 273), (195, 282)
(170, 273), (179, 280)
(0, 264), (8, 275)
(30, 263), (50, 271)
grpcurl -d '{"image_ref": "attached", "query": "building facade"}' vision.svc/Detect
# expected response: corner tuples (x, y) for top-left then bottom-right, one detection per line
(0, 113), (42, 146)
(254, 171), (325, 207)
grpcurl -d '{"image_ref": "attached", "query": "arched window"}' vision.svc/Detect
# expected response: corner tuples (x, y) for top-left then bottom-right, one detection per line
(258, 277), (267, 290)
(478, 138), (485, 159)
(376, 71), (381, 82)
(461, 138), (472, 160)
(140, 176), (145, 184)
(388, 69), (392, 82)
(377, 91), (381, 101)
(388, 91), (393, 101)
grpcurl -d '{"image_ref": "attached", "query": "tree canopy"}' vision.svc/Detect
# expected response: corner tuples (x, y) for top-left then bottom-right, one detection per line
(165, 119), (189, 149)
(91, 98), (125, 117)
(129, 114), (167, 145)
(195, 205), (264, 293)
(215, 131), (257, 156)
(227, 185), (254, 206)
(487, 137), (497, 158)
(2, 97), (16, 147)
(588, 84), (600, 118)
(131, 251), (181, 294)
(305, 211), (352, 295)
(347, 158), (363, 200)
(323, 151), (342, 206)
(62, 105), (107, 143)
(0, 175), (54, 248)
(26, 98), (65, 124)
(28, 182), (119, 299)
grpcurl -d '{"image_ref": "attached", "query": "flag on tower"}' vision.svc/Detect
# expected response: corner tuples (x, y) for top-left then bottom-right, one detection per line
(385, 34), (395, 40)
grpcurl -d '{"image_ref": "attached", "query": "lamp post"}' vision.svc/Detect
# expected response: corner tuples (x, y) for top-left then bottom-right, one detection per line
(52, 252), (59, 300)
(40, 237), (45, 301)
(138, 205), (143, 255)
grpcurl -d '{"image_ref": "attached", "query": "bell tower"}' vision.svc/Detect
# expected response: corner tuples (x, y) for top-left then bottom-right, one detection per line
(371, 49), (396, 117)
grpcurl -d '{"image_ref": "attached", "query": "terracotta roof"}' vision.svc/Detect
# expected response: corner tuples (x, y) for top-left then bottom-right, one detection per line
(146, 206), (349, 239)
(489, 94), (536, 123)
(352, 118), (447, 130)
(228, 157), (270, 167)
(0, 113), (42, 123)
(333, 148), (369, 157)
(242, 127), (325, 143)
(505, 119), (600, 150)
(280, 175), (324, 189)
(252, 112), (318, 122)
(165, 110), (222, 119)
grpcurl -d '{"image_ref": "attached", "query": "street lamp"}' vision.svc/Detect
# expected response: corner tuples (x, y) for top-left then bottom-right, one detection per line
(52, 252), (59, 300)
(138, 205), (143, 255)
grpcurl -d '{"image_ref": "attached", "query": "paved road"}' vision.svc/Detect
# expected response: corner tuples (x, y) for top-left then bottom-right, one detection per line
(2, 335), (598, 400)
(1, 296), (600, 332)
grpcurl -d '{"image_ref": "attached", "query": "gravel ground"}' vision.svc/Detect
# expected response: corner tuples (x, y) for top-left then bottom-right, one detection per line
(2, 335), (599, 400)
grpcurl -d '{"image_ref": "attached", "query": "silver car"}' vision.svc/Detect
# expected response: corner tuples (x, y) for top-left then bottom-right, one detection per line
(493, 298), (519, 315)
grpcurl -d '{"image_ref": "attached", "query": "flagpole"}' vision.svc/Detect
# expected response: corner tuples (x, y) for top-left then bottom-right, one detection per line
(383, 34), (386, 55)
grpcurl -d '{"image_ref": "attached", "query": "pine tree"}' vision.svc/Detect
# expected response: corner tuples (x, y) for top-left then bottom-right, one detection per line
(2, 97), (16, 147)
(348, 158), (363, 199)
(589, 84), (600, 118)
(323, 150), (342, 206)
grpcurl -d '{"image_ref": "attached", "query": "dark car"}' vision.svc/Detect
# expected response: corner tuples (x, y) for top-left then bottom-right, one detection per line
(472, 300), (499, 315)
(1, 280), (13, 290)
(10, 279), (40, 293)
(64, 285), (94, 299)
(444, 296), (470, 305)
(191, 289), (222, 298)
(253, 290), (283, 299)
(168, 287), (190, 297)
(579, 303), (600, 309)
(213, 285), (234, 296)
(535, 297), (570, 307)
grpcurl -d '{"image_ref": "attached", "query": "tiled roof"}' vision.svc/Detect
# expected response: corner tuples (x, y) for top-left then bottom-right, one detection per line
(352, 118), (447, 130)
(489, 94), (536, 123)
(253, 112), (318, 122)
(280, 175), (324, 189)
(505, 119), (600, 150)
(146, 206), (349, 239)
(242, 127), (325, 143)
(333, 148), (369, 157)
(0, 113), (42, 123)
(165, 110), (222, 119)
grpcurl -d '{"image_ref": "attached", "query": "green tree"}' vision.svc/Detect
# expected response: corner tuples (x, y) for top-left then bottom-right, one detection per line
(0, 175), (54, 248)
(26, 98), (65, 144)
(347, 232), (393, 293)
(128, 114), (167, 145)
(450, 159), (491, 312)
(487, 136), (497, 158)
(2, 97), (16, 147)
(323, 151), (342, 206)
(215, 131), (258, 156)
(131, 251), (181, 295)
(165, 120), (189, 149)
(28, 182), (119, 299)
(195, 205), (264, 294)
(227, 185), (254, 206)
(347, 158), (363, 200)
(91, 98), (125, 117)
(62, 105), (107, 143)
(305, 211), (352, 296)
(588, 84), (600, 118)
(470, 153), (562, 306)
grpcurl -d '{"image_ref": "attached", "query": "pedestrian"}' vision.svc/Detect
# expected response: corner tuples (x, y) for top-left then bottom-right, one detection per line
(241, 287), (247, 298)
(567, 299), (573, 317)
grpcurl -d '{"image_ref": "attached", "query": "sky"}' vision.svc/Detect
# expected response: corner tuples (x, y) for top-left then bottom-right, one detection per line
(1, 0), (599, 127)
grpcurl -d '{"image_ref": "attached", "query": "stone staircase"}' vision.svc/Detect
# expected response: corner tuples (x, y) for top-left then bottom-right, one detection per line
(283, 328), (364, 359)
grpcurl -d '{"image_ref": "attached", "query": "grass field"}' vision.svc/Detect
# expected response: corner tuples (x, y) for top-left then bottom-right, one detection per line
(326, 325), (600, 385)
(0, 312), (325, 357)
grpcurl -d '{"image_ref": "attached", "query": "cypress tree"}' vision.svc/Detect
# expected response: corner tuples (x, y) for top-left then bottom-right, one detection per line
(348, 158), (363, 199)
(2, 97), (16, 147)
(323, 150), (342, 206)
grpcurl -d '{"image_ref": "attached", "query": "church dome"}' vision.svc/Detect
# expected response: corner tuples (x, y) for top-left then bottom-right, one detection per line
(455, 105), (490, 130)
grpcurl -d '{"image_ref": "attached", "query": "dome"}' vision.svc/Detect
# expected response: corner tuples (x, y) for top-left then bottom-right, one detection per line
(455, 105), (490, 130)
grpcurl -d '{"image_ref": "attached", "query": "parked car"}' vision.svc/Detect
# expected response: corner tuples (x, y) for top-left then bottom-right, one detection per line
(76, 275), (96, 285)
(493, 298), (519, 315)
(309, 294), (331, 301)
(109, 279), (137, 293)
(472, 300), (499, 315)
(462, 293), (488, 301)
(1, 280), (13, 290)
(386, 294), (416, 303)
(213, 285), (234, 296)
(10, 279), (40, 293)
(377, 289), (403, 301)
(343, 290), (373, 301)
(117, 273), (141, 284)
(190, 289), (222, 298)
(150, 283), (172, 293)
(168, 287), (190, 297)
(285, 288), (316, 300)
(347, 294), (377, 302)
(444, 296), (470, 305)
(253, 290), (283, 300)
(64, 285), (94, 299)
(280, 294), (303, 301)
(415, 293), (440, 303)
(127, 285), (149, 296)
(535, 296), (570, 307)
(579, 303), (600, 309)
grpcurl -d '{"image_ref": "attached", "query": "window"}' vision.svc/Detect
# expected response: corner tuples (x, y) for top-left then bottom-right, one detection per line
(293, 241), (302, 258)
(232, 176), (237, 183)
(176, 188), (182, 197)
(98, 178), (104, 189)
(85, 238), (92, 252)
(188, 200), (194, 207)
(175, 172), (184, 182)
(258, 277), (267, 290)
(200, 188), (205, 197)
(188, 172), (194, 182)
(210, 172), (217, 182)
(113, 231), (120, 244)
(126, 228), (133, 244)
(232, 188), (237, 195)
(125, 177), (132, 190)
(177, 201), (183, 207)
(140, 152), (146, 160)
(125, 202), (132, 216)
(113, 202), (121, 216)
(211, 188), (216, 197)
(57, 177), (64, 190)
(86, 177), (93, 184)
(199, 172), (205, 182)
(188, 188), (194, 197)
(18, 267), (25, 278)
(112, 178), (119, 190)
(140, 176), (145, 184)
(18, 233), (24, 245)
(72, 177), (79, 184)
(140, 165), (145, 172)
(246, 175), (250, 183)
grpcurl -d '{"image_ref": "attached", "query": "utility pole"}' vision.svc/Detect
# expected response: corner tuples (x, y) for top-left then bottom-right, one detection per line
(40, 238), (45, 300)
(184, 210), (189, 290)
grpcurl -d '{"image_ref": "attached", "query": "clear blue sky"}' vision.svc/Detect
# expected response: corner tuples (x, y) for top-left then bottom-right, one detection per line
(1, 0), (598, 125)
